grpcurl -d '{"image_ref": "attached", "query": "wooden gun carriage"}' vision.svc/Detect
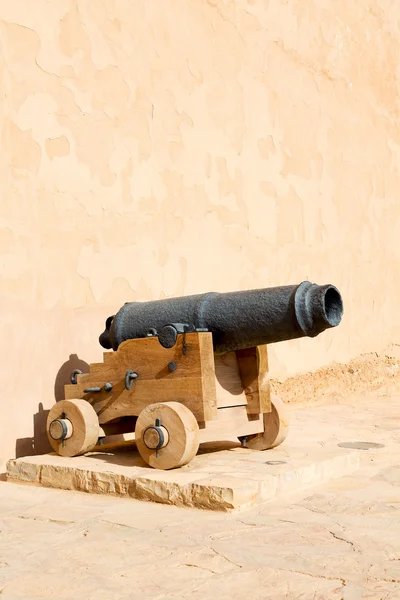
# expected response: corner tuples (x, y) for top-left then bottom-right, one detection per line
(47, 281), (343, 470)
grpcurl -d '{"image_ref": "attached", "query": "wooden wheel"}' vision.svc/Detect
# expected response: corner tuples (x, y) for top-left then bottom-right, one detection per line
(245, 394), (290, 450)
(47, 399), (100, 457)
(135, 402), (200, 470)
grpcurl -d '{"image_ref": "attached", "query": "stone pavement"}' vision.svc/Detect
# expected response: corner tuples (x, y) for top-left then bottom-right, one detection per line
(6, 399), (364, 510)
(1, 396), (400, 599)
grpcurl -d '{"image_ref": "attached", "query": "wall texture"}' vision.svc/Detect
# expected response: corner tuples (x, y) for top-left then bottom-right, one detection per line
(1, 0), (400, 466)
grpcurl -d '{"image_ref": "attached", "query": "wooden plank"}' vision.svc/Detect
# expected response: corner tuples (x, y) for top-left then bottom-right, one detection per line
(96, 407), (265, 448)
(86, 362), (112, 375)
(199, 406), (263, 443)
(103, 352), (115, 363)
(214, 352), (248, 408)
(95, 432), (136, 451)
(69, 334), (205, 384)
(64, 332), (218, 424)
(235, 345), (271, 415)
(72, 372), (92, 385)
(65, 377), (211, 424)
(99, 417), (137, 436)
(198, 332), (218, 421)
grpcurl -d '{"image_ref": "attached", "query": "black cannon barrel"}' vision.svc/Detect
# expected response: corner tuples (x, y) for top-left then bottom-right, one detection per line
(99, 281), (343, 354)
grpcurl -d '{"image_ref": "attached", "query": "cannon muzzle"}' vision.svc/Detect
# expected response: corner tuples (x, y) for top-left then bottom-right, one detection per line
(99, 281), (343, 354)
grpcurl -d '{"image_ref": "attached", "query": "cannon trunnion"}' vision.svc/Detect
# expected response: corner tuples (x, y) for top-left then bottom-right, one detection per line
(47, 281), (343, 470)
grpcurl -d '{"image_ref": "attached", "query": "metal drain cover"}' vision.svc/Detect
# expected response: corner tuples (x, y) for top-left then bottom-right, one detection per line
(337, 442), (385, 450)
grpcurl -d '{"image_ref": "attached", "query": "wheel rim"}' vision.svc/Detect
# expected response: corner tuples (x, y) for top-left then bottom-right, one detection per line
(135, 402), (199, 470)
(46, 399), (99, 457)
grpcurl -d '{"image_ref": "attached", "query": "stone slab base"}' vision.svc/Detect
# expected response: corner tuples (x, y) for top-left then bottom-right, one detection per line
(6, 439), (360, 511)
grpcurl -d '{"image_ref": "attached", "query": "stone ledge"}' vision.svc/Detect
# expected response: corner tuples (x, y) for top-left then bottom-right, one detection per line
(6, 441), (360, 511)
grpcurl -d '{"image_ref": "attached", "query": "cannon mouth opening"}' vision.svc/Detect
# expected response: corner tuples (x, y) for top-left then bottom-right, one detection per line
(323, 286), (343, 327)
(294, 281), (343, 337)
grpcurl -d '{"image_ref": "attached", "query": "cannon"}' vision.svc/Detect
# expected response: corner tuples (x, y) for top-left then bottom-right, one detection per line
(47, 282), (343, 470)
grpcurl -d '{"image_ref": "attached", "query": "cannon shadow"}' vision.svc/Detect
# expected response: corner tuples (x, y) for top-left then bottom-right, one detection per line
(15, 354), (90, 460)
(15, 403), (53, 459)
(85, 439), (241, 470)
(54, 353), (90, 401)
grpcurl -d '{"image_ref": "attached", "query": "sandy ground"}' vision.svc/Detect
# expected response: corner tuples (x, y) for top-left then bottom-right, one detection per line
(272, 345), (400, 407)
(1, 395), (400, 599)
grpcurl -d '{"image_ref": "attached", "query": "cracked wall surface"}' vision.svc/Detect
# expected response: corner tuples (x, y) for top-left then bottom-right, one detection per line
(1, 0), (400, 464)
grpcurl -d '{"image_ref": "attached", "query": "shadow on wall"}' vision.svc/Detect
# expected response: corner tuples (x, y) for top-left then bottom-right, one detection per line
(54, 353), (90, 401)
(15, 354), (89, 459)
(15, 403), (53, 458)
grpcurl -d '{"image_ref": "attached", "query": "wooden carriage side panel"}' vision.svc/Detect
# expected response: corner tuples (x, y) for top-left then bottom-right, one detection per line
(235, 345), (271, 415)
(198, 406), (264, 443)
(68, 334), (204, 383)
(92, 378), (208, 424)
(198, 332), (218, 421)
(64, 332), (218, 424)
(200, 349), (265, 443)
(214, 352), (248, 408)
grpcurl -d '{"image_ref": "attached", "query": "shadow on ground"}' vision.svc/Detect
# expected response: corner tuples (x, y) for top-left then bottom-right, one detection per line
(84, 439), (242, 469)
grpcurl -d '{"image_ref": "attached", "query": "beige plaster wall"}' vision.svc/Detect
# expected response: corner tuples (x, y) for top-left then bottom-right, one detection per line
(1, 0), (400, 466)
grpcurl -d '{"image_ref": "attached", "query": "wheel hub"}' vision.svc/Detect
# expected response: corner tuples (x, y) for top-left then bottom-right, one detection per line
(49, 418), (73, 441)
(143, 418), (169, 450)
